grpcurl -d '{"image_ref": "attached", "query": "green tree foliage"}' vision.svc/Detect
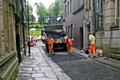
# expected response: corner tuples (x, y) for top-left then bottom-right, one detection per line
(27, 4), (33, 15)
(47, 0), (63, 16)
(35, 2), (47, 24)
(35, 0), (63, 23)
(29, 14), (35, 22)
(46, 3), (54, 16)
(27, 4), (35, 22)
(53, 0), (63, 15)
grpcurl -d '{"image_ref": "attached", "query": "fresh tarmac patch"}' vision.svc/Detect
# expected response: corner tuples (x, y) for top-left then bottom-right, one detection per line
(42, 46), (86, 63)
(50, 54), (86, 63)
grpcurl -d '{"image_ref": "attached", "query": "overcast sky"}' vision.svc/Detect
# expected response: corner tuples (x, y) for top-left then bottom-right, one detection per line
(29, 0), (55, 19)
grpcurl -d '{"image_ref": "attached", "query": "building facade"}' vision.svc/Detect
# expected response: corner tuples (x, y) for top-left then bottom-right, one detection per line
(63, 0), (84, 49)
(84, 0), (120, 59)
(0, 0), (27, 79)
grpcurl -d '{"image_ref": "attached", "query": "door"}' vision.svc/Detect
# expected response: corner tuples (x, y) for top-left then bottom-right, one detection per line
(79, 27), (83, 49)
(15, 26), (21, 63)
(87, 24), (90, 45)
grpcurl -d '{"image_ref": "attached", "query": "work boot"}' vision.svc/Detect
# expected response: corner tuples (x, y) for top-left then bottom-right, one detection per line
(47, 53), (51, 57)
(88, 55), (91, 58)
(93, 56), (97, 58)
(93, 53), (97, 58)
(52, 53), (55, 55)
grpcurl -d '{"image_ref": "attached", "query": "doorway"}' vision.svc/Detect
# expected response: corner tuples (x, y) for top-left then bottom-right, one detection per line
(79, 27), (83, 49)
(87, 24), (90, 45)
(15, 25), (21, 63)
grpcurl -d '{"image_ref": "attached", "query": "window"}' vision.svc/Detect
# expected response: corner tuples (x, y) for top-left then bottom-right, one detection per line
(80, 0), (84, 6)
(68, 2), (69, 15)
(70, 0), (72, 12)
(66, 27), (68, 35)
(71, 24), (73, 39)
(115, 0), (119, 25)
(65, 5), (67, 17)
(85, 0), (89, 11)
(100, 0), (103, 27)
(68, 26), (70, 37)
(89, 0), (91, 10)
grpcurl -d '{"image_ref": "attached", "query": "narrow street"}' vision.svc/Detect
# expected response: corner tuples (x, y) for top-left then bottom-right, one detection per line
(1, 0), (120, 80)
(17, 41), (120, 80)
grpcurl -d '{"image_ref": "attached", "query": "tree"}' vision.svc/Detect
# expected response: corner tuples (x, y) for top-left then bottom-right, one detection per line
(47, 0), (63, 16)
(29, 14), (35, 22)
(26, 4), (33, 15)
(27, 4), (35, 22)
(47, 3), (54, 16)
(35, 0), (64, 23)
(34, 2), (47, 24)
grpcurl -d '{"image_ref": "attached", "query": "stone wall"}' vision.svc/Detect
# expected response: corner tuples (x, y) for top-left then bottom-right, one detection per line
(103, 0), (120, 59)
(95, 30), (104, 49)
(0, 0), (26, 79)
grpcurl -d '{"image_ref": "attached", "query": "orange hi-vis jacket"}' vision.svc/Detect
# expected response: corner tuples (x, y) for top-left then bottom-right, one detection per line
(64, 39), (67, 43)
(47, 38), (54, 53)
(66, 39), (72, 46)
(47, 38), (54, 44)
(66, 38), (72, 54)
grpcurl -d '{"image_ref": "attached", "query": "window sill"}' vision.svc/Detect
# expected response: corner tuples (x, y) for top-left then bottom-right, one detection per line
(95, 27), (104, 31)
(110, 25), (119, 30)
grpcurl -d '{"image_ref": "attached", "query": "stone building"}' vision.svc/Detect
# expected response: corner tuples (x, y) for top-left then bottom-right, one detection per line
(84, 0), (120, 59)
(63, 0), (84, 49)
(0, 0), (27, 79)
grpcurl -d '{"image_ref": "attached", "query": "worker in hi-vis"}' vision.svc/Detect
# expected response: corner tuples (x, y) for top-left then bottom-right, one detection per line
(88, 32), (96, 58)
(47, 36), (54, 55)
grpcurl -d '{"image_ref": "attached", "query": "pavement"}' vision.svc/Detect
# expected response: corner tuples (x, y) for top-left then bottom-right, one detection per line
(16, 42), (72, 80)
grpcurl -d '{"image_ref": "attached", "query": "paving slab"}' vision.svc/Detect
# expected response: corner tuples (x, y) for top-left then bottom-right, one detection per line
(20, 67), (33, 71)
(18, 73), (31, 77)
(19, 71), (36, 74)
(31, 73), (45, 78)
(33, 67), (41, 71)
(34, 78), (58, 80)
(17, 77), (33, 80)
(16, 44), (72, 80)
